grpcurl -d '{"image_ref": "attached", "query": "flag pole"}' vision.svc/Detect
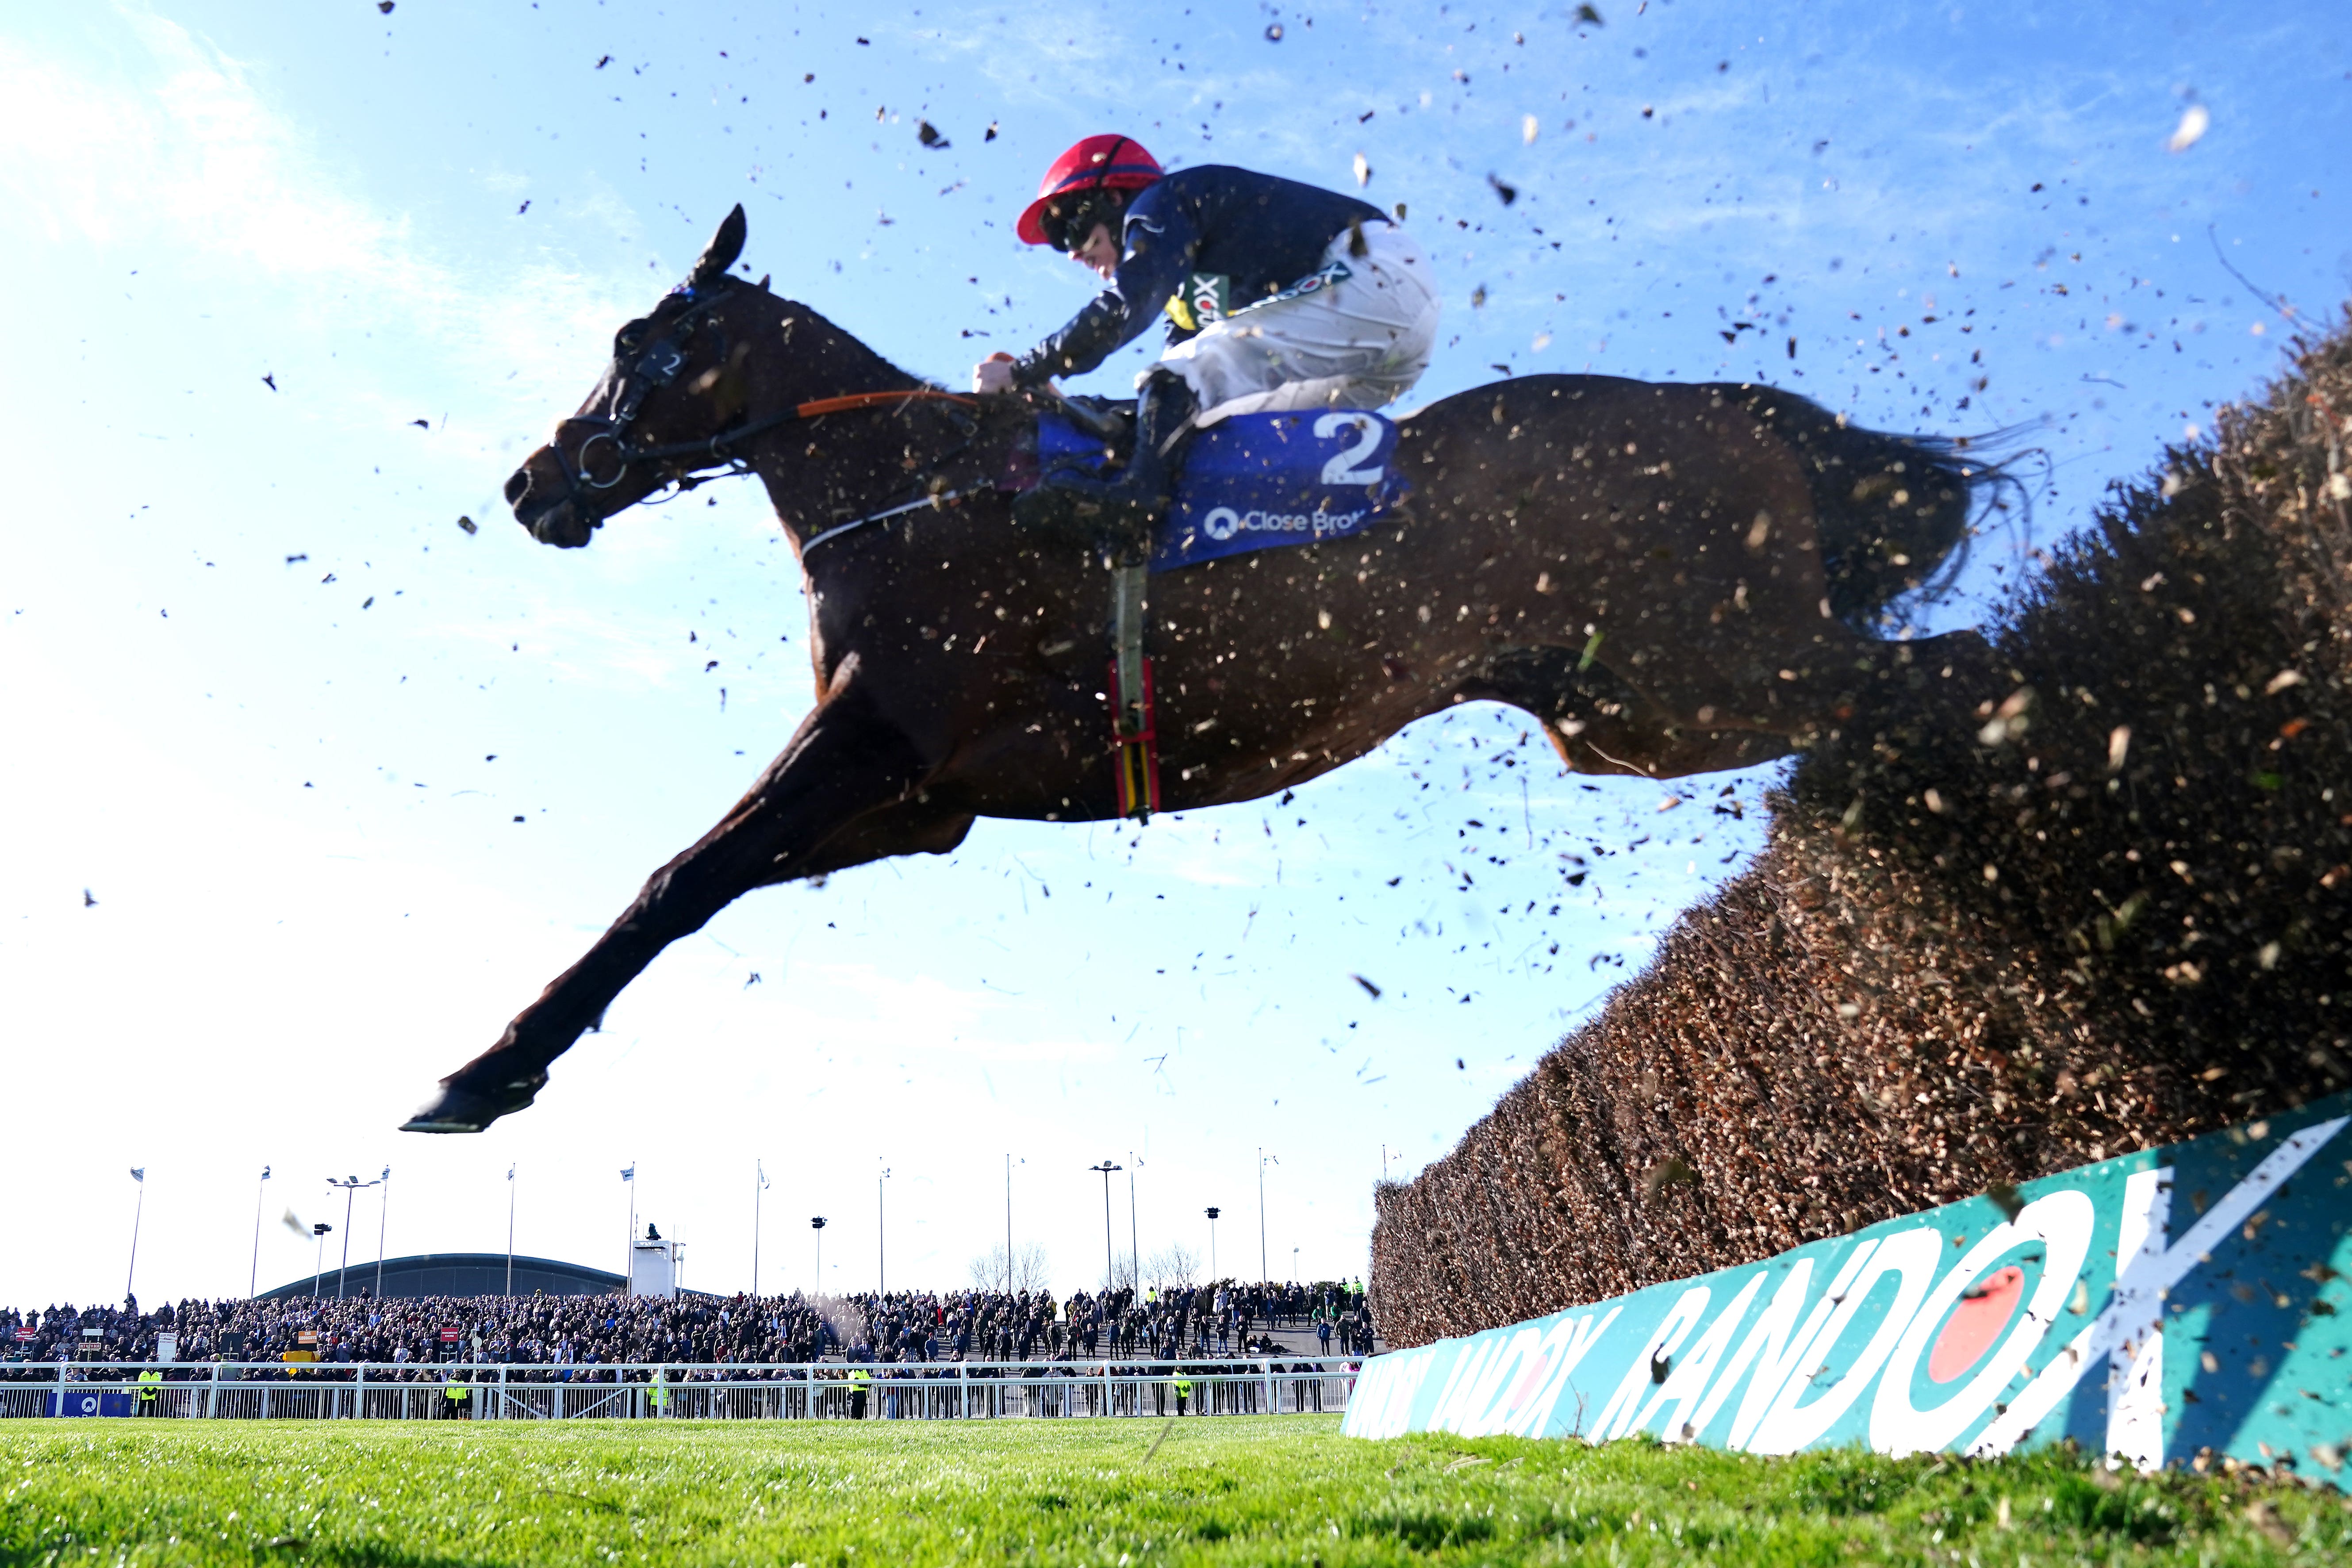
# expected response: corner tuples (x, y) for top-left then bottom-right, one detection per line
(752, 1162), (767, 1298)
(249, 1166), (271, 1298)
(375, 1168), (390, 1299)
(506, 1165), (517, 1297)
(125, 1169), (146, 1305)
(621, 1165), (636, 1296)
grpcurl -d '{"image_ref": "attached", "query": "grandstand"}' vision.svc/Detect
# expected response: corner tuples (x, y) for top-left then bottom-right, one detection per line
(255, 1253), (626, 1302)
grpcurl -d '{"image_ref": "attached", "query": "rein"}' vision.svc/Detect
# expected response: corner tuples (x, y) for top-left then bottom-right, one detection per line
(567, 387), (978, 493)
(549, 273), (979, 529)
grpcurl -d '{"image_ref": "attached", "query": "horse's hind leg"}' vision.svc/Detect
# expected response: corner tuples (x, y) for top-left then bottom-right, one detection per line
(402, 661), (953, 1133)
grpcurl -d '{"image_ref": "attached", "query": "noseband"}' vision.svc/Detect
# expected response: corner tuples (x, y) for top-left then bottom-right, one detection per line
(541, 276), (977, 520)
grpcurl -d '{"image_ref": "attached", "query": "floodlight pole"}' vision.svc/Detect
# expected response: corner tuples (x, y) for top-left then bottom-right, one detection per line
(1088, 1162), (1122, 1288)
(811, 1216), (827, 1293)
(1205, 1207), (1220, 1282)
(326, 1176), (383, 1300)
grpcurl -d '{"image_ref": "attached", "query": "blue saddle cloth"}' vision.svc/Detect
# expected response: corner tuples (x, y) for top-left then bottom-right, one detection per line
(1037, 410), (1410, 573)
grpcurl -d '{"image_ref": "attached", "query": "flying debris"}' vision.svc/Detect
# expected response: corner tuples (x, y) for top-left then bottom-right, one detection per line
(376, 0), (393, 12)
(1265, 22), (1284, 41)
(595, 54), (612, 69)
(1640, 1157), (1698, 1200)
(917, 121), (949, 149)
(1573, 3), (1603, 23)
(2167, 104), (2210, 153)
(1351, 974), (1383, 1000)
(260, 373), (276, 391)
(457, 516), (478, 535)
(1487, 173), (1518, 205)
(82, 889), (97, 908)
(985, 122), (999, 142)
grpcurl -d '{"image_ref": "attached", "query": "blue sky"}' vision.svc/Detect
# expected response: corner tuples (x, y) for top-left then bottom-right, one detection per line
(2, 0), (2344, 1311)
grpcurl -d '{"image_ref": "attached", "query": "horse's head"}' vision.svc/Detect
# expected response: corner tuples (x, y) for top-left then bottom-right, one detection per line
(506, 204), (764, 547)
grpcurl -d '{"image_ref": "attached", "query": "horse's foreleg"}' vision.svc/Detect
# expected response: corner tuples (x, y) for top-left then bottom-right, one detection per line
(402, 668), (934, 1133)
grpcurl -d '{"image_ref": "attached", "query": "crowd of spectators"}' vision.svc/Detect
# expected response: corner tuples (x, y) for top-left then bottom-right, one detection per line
(0, 1280), (1376, 1378)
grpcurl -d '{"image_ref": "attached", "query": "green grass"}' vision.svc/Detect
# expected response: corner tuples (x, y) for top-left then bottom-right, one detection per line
(3, 1418), (2346, 1566)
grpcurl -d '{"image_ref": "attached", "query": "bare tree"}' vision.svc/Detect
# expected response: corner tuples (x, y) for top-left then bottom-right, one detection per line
(1143, 1242), (1200, 1289)
(967, 1242), (1052, 1295)
(1101, 1255), (1137, 1295)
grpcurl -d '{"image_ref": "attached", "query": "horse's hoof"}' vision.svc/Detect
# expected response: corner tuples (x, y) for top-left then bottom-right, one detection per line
(399, 1073), (543, 1134)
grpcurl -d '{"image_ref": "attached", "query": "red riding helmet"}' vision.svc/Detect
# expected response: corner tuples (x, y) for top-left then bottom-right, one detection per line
(1015, 134), (1165, 247)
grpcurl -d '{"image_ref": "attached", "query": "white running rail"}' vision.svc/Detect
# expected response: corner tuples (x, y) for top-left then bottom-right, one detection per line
(1, 1358), (1365, 1422)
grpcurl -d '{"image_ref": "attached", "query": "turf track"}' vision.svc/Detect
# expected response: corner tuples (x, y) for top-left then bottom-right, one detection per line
(3, 1417), (2345, 1564)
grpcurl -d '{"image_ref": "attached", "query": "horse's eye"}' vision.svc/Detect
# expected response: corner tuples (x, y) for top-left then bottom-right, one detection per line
(614, 323), (647, 356)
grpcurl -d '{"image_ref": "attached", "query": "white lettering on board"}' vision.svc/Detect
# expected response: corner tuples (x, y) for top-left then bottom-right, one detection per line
(1867, 1189), (2095, 1457)
(1746, 1227), (1943, 1454)
(1967, 1117), (2348, 1462)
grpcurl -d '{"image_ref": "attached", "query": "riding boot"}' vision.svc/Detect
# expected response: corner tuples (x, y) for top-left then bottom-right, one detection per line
(1014, 368), (1197, 561)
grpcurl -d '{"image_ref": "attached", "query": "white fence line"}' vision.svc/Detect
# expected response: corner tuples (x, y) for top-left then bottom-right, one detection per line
(1, 1359), (1363, 1422)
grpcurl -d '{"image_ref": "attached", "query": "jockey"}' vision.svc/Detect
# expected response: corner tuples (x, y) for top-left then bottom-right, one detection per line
(973, 135), (1440, 552)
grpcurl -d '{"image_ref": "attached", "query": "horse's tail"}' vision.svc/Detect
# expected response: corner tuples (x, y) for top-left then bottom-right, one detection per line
(1708, 384), (2003, 630)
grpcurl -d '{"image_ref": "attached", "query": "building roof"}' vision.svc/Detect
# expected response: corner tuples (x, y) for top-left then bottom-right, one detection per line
(258, 1252), (627, 1301)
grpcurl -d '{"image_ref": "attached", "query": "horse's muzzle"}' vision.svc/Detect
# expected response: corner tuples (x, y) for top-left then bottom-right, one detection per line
(508, 464), (595, 548)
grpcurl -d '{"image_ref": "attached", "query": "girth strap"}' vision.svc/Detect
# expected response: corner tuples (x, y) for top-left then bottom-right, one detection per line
(1108, 563), (1161, 823)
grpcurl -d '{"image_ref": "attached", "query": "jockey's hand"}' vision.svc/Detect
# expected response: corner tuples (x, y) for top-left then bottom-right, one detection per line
(971, 353), (1017, 395)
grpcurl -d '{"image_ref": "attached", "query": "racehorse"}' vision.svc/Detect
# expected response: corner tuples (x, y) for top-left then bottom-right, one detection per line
(403, 205), (1997, 1132)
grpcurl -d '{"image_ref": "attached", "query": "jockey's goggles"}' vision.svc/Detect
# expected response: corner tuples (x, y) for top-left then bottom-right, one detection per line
(1042, 192), (1123, 255)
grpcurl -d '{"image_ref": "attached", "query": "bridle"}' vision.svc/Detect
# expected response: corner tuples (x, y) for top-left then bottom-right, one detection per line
(542, 275), (979, 539)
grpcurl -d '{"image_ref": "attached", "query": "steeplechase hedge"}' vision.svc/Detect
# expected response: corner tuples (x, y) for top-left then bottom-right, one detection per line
(1373, 309), (2352, 1347)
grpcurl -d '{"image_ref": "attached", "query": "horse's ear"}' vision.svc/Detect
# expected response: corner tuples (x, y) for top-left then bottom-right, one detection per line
(690, 204), (748, 288)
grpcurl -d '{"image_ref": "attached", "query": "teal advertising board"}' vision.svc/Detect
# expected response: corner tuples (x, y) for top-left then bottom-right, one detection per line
(1347, 1094), (2351, 1473)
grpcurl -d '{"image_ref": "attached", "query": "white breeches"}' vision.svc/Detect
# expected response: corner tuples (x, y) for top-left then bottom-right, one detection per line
(1153, 222), (1441, 426)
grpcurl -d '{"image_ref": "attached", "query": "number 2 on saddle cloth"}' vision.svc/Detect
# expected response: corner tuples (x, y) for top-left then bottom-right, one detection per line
(1025, 408), (1412, 823)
